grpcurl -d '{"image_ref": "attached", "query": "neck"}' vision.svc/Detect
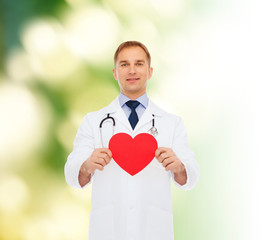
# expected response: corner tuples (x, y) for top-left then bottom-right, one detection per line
(121, 91), (146, 100)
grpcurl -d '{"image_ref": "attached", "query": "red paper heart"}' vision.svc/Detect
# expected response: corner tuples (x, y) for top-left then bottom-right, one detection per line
(109, 133), (158, 176)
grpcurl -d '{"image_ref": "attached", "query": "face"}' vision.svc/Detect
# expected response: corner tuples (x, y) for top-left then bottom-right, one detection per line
(113, 46), (153, 100)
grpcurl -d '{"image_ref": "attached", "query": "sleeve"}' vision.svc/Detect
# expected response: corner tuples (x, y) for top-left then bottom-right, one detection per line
(170, 116), (200, 190)
(64, 114), (95, 189)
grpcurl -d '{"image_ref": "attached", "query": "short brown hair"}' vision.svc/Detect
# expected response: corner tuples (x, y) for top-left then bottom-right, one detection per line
(114, 41), (151, 66)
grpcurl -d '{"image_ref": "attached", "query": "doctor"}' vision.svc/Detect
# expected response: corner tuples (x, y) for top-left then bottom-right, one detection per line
(65, 41), (200, 240)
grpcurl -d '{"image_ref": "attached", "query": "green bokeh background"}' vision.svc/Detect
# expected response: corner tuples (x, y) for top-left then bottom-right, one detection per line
(1, 0), (270, 239)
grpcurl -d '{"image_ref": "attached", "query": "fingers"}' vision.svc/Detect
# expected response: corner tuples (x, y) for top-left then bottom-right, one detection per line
(155, 147), (182, 171)
(163, 159), (180, 171)
(92, 148), (112, 161)
(99, 148), (113, 158)
(155, 147), (174, 163)
(161, 157), (174, 168)
(97, 153), (110, 165)
(93, 148), (112, 159)
(92, 162), (105, 171)
(89, 148), (113, 171)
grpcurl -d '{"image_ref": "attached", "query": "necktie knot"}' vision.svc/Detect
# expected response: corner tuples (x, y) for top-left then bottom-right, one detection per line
(126, 100), (140, 110)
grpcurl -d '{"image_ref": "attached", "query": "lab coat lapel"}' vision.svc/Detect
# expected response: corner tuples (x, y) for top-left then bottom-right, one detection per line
(104, 97), (131, 131)
(134, 100), (162, 132)
(104, 98), (163, 134)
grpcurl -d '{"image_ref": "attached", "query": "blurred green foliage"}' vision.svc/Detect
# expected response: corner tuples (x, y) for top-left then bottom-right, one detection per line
(1, 0), (67, 49)
(0, 0), (237, 239)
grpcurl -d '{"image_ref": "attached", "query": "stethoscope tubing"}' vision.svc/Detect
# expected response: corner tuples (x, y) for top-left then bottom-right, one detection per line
(99, 113), (158, 147)
(99, 113), (115, 128)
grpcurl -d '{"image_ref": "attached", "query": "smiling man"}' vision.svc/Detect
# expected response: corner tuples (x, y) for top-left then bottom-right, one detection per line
(113, 43), (153, 100)
(65, 41), (200, 240)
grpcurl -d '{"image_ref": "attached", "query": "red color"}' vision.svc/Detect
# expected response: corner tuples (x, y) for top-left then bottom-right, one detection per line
(109, 133), (158, 176)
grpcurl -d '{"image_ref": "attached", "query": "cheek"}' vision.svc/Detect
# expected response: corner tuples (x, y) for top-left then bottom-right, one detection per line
(140, 69), (149, 77)
(118, 70), (127, 78)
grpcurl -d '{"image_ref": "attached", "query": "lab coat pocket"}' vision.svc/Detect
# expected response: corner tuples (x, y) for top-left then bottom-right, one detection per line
(89, 205), (115, 240)
(146, 206), (174, 240)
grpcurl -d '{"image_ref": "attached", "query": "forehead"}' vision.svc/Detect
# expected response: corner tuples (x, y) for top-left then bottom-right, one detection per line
(116, 46), (148, 62)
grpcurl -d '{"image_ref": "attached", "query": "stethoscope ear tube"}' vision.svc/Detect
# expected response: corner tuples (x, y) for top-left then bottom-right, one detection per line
(100, 113), (115, 147)
(99, 113), (158, 147)
(99, 113), (115, 128)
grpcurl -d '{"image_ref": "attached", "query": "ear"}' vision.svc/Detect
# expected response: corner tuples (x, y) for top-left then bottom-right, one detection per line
(112, 68), (118, 80)
(148, 67), (153, 80)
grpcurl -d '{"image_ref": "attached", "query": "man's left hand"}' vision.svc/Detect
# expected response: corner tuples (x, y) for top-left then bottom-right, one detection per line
(155, 147), (183, 173)
(155, 147), (187, 185)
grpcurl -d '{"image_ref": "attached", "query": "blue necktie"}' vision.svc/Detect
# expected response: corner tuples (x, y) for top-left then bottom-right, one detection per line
(126, 100), (140, 129)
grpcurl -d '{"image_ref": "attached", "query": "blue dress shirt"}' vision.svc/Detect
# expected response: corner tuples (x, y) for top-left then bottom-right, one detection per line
(119, 93), (149, 120)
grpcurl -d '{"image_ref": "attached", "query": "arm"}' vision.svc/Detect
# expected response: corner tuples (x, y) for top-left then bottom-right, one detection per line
(155, 117), (200, 190)
(172, 162), (187, 186)
(155, 147), (187, 186)
(78, 148), (112, 187)
(170, 116), (200, 190)
(65, 115), (112, 188)
(65, 115), (95, 189)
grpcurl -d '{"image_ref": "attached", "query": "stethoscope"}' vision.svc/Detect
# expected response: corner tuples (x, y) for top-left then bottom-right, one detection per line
(99, 113), (158, 147)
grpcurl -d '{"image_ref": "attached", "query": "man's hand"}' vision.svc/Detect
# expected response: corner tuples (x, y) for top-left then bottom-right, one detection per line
(79, 148), (112, 187)
(155, 147), (187, 185)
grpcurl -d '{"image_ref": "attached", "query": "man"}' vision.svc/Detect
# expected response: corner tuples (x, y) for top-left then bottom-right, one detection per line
(65, 41), (200, 240)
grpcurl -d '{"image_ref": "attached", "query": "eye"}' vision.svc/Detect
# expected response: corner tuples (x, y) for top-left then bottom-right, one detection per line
(121, 63), (127, 67)
(137, 63), (143, 66)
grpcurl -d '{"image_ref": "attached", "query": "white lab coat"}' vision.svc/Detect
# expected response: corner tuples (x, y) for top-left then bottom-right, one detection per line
(65, 97), (200, 240)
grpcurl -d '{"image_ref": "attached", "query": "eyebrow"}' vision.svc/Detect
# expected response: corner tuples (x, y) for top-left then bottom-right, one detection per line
(119, 60), (146, 64)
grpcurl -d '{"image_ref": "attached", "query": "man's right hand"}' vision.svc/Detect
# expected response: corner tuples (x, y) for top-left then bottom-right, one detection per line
(79, 148), (112, 187)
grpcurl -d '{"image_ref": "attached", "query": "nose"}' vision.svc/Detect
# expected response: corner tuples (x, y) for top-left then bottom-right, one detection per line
(129, 65), (136, 74)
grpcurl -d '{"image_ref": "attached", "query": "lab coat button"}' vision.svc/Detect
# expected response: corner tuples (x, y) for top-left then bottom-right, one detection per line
(129, 205), (134, 210)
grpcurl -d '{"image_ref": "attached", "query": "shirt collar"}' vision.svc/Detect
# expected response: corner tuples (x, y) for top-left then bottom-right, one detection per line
(119, 92), (149, 109)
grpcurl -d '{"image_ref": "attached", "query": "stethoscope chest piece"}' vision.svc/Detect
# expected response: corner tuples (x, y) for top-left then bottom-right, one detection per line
(148, 126), (158, 137)
(99, 113), (158, 146)
(148, 114), (158, 137)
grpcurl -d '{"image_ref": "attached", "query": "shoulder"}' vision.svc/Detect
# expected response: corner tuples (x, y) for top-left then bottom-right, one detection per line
(149, 100), (183, 123)
(83, 97), (119, 122)
(149, 100), (189, 139)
